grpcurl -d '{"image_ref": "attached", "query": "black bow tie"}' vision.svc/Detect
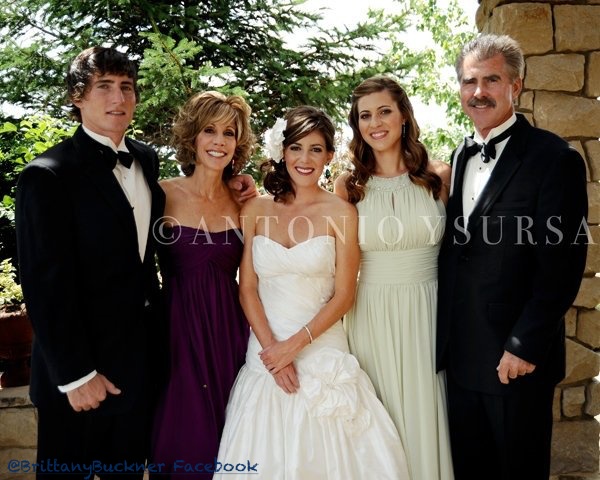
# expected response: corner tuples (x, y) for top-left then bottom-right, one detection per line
(463, 124), (515, 163)
(115, 150), (134, 169)
(100, 147), (134, 169)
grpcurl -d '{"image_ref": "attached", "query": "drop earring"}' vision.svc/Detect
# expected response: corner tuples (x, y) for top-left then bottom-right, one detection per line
(401, 123), (407, 140)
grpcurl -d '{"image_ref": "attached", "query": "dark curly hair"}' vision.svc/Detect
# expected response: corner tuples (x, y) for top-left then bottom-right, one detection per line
(262, 106), (335, 203)
(66, 46), (139, 123)
(345, 75), (441, 204)
(172, 91), (255, 181)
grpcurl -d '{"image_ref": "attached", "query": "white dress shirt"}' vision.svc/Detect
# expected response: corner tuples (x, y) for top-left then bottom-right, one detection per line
(453, 114), (517, 224)
(58, 126), (152, 393)
(82, 125), (151, 261)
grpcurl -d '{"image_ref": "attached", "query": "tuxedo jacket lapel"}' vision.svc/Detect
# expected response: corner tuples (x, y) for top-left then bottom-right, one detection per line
(126, 138), (163, 220)
(466, 116), (528, 236)
(467, 143), (522, 235)
(72, 128), (139, 246)
(448, 141), (470, 223)
(125, 137), (165, 262)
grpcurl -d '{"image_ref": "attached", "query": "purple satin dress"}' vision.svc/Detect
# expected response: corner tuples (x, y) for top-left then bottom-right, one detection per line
(151, 226), (249, 478)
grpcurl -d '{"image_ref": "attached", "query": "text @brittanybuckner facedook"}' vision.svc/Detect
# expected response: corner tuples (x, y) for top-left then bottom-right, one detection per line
(6, 458), (260, 477)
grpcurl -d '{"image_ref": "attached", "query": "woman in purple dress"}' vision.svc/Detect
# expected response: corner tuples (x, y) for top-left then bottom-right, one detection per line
(151, 91), (255, 478)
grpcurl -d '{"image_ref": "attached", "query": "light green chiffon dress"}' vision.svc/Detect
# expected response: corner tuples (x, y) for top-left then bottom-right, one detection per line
(345, 173), (454, 480)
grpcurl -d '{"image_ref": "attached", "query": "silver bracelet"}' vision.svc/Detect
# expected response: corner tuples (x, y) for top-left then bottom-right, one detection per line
(303, 324), (314, 344)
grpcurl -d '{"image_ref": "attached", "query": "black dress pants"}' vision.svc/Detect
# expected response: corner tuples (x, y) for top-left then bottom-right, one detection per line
(446, 372), (555, 480)
(36, 395), (150, 480)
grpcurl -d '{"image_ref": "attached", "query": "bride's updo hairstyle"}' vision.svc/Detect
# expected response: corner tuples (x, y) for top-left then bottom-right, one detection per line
(262, 106), (335, 203)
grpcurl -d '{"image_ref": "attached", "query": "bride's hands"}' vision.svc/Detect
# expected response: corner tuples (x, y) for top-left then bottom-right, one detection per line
(260, 336), (305, 375)
(273, 363), (300, 394)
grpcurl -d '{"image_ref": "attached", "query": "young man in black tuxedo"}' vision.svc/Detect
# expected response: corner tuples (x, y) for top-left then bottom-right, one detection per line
(437, 34), (588, 479)
(16, 47), (166, 479)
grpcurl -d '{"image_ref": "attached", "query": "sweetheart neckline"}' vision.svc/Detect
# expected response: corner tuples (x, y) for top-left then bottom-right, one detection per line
(166, 225), (241, 235)
(254, 234), (335, 250)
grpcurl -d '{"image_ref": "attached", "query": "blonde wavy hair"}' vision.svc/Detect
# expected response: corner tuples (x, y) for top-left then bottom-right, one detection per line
(172, 91), (255, 179)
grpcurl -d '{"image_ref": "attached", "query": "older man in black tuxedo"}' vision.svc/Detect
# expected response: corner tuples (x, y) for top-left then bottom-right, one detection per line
(437, 34), (588, 480)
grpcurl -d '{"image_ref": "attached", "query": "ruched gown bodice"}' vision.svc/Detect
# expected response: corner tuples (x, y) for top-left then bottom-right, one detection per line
(345, 174), (454, 480)
(151, 226), (249, 479)
(215, 234), (409, 480)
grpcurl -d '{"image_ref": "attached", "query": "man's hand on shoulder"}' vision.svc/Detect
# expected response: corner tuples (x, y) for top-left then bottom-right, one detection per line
(428, 160), (451, 205)
(66, 374), (121, 412)
(333, 172), (350, 201)
(228, 174), (259, 206)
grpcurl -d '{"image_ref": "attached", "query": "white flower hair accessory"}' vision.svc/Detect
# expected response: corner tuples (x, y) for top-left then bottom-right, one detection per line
(263, 117), (287, 163)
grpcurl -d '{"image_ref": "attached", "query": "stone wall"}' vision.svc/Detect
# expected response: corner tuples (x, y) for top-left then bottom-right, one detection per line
(0, 386), (36, 480)
(477, 0), (600, 478)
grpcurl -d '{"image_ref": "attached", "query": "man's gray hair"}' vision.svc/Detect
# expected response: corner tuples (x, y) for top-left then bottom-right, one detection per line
(455, 34), (525, 82)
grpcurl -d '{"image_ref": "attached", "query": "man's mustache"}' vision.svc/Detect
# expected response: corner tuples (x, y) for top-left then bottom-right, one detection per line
(468, 98), (496, 108)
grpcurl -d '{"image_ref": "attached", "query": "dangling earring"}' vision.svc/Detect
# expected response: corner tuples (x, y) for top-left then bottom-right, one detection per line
(325, 164), (331, 180)
(402, 123), (407, 140)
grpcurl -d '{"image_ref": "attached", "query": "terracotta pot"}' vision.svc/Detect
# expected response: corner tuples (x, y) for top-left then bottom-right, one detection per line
(0, 305), (32, 388)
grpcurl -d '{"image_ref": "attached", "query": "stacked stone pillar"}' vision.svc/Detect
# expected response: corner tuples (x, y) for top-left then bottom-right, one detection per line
(477, 0), (600, 477)
(0, 386), (36, 479)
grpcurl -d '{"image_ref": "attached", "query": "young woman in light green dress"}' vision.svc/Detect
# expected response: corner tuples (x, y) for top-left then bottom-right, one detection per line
(335, 75), (454, 480)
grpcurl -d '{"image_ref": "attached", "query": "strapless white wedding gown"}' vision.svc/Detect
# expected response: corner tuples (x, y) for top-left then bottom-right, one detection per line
(215, 235), (409, 480)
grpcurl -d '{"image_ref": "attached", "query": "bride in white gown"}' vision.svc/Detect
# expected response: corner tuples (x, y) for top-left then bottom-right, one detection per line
(215, 106), (409, 480)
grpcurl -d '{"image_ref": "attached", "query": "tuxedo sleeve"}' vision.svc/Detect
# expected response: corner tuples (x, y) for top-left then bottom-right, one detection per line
(16, 162), (96, 386)
(504, 147), (588, 365)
